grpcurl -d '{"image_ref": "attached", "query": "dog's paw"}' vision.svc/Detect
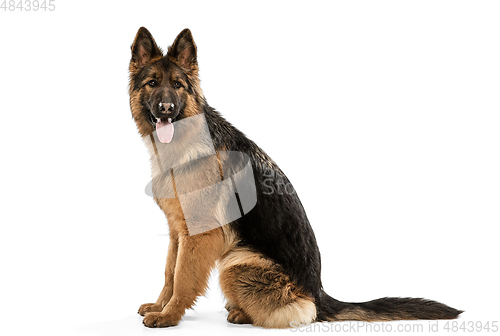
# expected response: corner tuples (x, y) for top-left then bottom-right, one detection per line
(225, 301), (237, 312)
(143, 312), (179, 328)
(227, 308), (252, 325)
(138, 303), (162, 316)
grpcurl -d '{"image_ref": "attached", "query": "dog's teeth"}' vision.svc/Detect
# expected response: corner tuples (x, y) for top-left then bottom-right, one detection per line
(156, 118), (161, 123)
(168, 118), (172, 123)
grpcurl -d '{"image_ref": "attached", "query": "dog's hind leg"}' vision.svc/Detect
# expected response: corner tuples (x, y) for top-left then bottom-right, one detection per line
(218, 248), (316, 329)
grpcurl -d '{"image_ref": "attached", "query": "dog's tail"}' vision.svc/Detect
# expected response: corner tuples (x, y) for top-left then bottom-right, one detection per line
(315, 290), (463, 322)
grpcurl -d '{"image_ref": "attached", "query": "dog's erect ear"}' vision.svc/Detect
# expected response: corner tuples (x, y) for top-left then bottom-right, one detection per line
(130, 27), (162, 70)
(167, 29), (197, 70)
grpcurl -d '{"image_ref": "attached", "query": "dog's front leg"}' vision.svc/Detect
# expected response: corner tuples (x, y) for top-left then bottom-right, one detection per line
(142, 228), (224, 328)
(138, 229), (179, 316)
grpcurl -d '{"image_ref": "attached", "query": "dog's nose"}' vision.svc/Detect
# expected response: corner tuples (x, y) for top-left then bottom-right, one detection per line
(159, 102), (175, 114)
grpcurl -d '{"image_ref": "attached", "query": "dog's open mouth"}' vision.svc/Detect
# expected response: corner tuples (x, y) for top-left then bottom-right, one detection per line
(155, 117), (174, 143)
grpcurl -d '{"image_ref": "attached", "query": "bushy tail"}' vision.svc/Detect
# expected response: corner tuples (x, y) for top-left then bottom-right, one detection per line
(316, 290), (463, 322)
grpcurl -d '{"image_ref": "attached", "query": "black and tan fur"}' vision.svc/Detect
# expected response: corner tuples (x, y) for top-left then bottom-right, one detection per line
(128, 27), (462, 328)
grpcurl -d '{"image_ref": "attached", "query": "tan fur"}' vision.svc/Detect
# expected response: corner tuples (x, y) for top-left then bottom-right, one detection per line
(264, 299), (317, 328)
(218, 248), (317, 328)
(227, 308), (253, 324)
(216, 151), (224, 181)
(219, 220), (239, 256)
(129, 91), (155, 137)
(332, 307), (419, 322)
(218, 247), (274, 270)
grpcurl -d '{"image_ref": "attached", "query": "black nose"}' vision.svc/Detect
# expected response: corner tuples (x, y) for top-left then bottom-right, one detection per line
(159, 102), (175, 114)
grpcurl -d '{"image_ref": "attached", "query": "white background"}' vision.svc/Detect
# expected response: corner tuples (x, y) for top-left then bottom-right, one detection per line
(1, 1), (499, 335)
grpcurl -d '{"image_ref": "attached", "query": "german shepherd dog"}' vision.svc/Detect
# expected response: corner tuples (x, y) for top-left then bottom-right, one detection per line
(128, 27), (462, 328)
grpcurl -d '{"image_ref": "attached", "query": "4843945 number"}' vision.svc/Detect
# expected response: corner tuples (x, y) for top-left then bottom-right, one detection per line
(1, 0), (55, 11)
(443, 321), (498, 333)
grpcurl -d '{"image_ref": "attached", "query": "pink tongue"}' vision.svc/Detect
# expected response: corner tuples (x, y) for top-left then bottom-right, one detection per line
(156, 119), (174, 143)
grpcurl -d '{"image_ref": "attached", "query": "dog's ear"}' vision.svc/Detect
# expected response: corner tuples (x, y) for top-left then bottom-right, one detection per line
(167, 29), (197, 71)
(130, 27), (162, 70)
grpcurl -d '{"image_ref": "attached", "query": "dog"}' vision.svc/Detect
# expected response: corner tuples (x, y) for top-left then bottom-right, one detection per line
(128, 27), (462, 328)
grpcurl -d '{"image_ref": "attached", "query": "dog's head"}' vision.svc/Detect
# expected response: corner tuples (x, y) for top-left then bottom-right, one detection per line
(129, 28), (204, 138)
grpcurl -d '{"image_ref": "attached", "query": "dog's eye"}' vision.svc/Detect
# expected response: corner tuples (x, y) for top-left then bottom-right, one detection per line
(148, 80), (158, 87)
(173, 81), (182, 89)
